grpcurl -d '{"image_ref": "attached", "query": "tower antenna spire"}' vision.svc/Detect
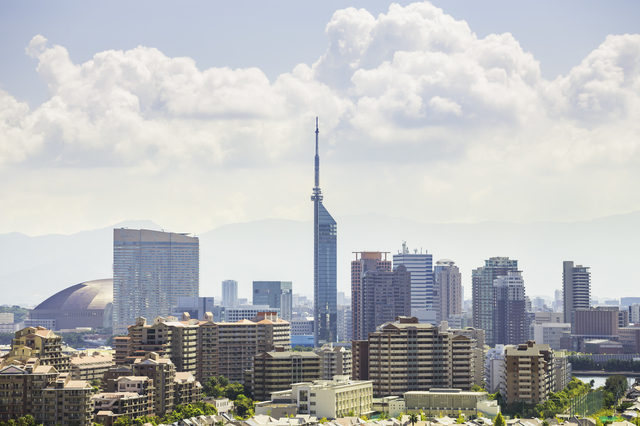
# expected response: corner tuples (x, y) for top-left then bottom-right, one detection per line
(315, 117), (320, 188)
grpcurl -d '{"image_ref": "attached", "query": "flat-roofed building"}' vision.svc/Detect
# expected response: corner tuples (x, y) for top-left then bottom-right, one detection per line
(404, 389), (500, 418)
(532, 323), (572, 350)
(447, 327), (485, 387)
(316, 343), (352, 380)
(246, 350), (321, 401)
(266, 376), (374, 419)
(198, 312), (290, 384)
(502, 341), (554, 405)
(70, 351), (114, 380)
(354, 317), (474, 397)
(619, 326), (640, 353)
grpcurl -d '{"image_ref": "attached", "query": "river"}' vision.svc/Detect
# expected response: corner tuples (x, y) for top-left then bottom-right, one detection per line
(573, 374), (638, 389)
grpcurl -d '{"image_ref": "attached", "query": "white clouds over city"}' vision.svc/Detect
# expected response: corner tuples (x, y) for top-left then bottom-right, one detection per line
(1, 2), (640, 234)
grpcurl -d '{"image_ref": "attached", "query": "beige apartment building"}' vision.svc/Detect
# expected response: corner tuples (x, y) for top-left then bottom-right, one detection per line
(198, 311), (291, 383)
(353, 317), (474, 397)
(502, 341), (554, 405)
(132, 352), (177, 415)
(447, 327), (486, 387)
(258, 376), (374, 419)
(246, 350), (321, 401)
(0, 356), (94, 426)
(70, 351), (114, 380)
(119, 314), (199, 375)
(316, 343), (352, 380)
(2, 326), (71, 373)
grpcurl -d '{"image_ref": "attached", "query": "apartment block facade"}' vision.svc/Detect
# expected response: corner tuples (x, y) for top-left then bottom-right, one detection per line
(351, 252), (392, 341)
(2, 326), (70, 373)
(353, 317), (474, 397)
(502, 341), (554, 405)
(246, 350), (321, 401)
(316, 343), (352, 380)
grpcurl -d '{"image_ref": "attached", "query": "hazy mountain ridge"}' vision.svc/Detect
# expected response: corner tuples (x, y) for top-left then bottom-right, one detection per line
(1, 213), (638, 306)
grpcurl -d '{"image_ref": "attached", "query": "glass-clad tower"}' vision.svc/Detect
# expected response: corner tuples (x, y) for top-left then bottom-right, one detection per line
(311, 118), (337, 346)
(112, 229), (199, 334)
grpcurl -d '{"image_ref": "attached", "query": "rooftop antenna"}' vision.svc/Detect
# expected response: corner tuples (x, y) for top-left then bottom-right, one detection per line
(315, 117), (320, 189)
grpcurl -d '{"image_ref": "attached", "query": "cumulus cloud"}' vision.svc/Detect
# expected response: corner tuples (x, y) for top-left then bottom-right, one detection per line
(1, 1), (640, 233)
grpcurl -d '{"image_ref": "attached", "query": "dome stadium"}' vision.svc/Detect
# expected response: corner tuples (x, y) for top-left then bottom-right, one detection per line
(27, 279), (113, 331)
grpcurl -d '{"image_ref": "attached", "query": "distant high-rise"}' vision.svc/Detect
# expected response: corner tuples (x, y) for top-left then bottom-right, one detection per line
(433, 259), (462, 324)
(351, 252), (392, 341)
(563, 261), (591, 328)
(253, 281), (293, 320)
(493, 271), (527, 345)
(472, 257), (518, 346)
(112, 229), (199, 334)
(360, 264), (411, 339)
(393, 241), (434, 311)
(311, 118), (338, 346)
(222, 280), (238, 307)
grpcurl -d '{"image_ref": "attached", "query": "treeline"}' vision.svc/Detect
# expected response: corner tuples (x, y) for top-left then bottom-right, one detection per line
(490, 377), (593, 418)
(0, 305), (29, 323)
(202, 376), (255, 418)
(570, 356), (640, 372)
(113, 402), (218, 426)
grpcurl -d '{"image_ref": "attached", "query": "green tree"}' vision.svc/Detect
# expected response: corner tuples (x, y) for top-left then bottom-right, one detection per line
(471, 385), (484, 392)
(319, 417), (328, 424)
(494, 413), (506, 426)
(225, 382), (245, 400)
(456, 414), (465, 424)
(15, 415), (35, 426)
(234, 395), (255, 418)
(133, 415), (158, 426)
(114, 416), (133, 426)
(203, 376), (219, 396)
(408, 413), (419, 426)
(218, 376), (230, 387)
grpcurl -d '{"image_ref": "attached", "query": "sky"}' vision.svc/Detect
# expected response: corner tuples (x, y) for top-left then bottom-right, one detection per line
(1, 1), (640, 237)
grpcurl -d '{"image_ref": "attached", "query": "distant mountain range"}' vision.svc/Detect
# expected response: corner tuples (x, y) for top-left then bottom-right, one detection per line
(1, 211), (639, 307)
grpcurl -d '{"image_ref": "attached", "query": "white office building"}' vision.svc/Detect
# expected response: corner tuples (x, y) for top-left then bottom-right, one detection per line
(393, 242), (434, 311)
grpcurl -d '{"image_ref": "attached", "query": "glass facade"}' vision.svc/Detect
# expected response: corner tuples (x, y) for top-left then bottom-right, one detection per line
(315, 202), (337, 345)
(112, 229), (199, 334)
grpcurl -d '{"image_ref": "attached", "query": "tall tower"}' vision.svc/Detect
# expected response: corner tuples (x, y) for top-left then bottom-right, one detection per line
(563, 261), (591, 329)
(311, 118), (338, 346)
(494, 270), (527, 345)
(392, 242), (434, 312)
(472, 257), (518, 346)
(222, 279), (238, 307)
(351, 252), (392, 341)
(433, 259), (462, 324)
(112, 229), (199, 334)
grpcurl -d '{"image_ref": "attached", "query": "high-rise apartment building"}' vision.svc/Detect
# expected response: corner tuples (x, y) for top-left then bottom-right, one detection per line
(113, 229), (199, 334)
(393, 242), (434, 312)
(311, 118), (338, 346)
(253, 281), (293, 321)
(197, 311), (291, 384)
(337, 305), (352, 343)
(3, 326), (70, 372)
(351, 252), (392, 342)
(353, 317), (474, 397)
(359, 265), (411, 340)
(472, 257), (518, 346)
(494, 271), (527, 345)
(246, 351), (321, 401)
(434, 259), (462, 324)
(563, 261), (591, 328)
(315, 343), (352, 380)
(222, 280), (238, 307)
(501, 341), (554, 405)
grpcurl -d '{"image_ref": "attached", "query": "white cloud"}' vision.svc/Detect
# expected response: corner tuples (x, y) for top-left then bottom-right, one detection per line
(1, 2), (640, 235)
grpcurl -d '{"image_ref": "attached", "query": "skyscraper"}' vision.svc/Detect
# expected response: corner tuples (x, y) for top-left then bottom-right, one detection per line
(112, 229), (199, 334)
(253, 281), (293, 320)
(433, 259), (462, 324)
(311, 118), (338, 346)
(360, 265), (411, 339)
(392, 241), (434, 312)
(563, 261), (591, 328)
(222, 280), (238, 307)
(493, 270), (527, 345)
(472, 257), (518, 346)
(351, 252), (392, 341)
